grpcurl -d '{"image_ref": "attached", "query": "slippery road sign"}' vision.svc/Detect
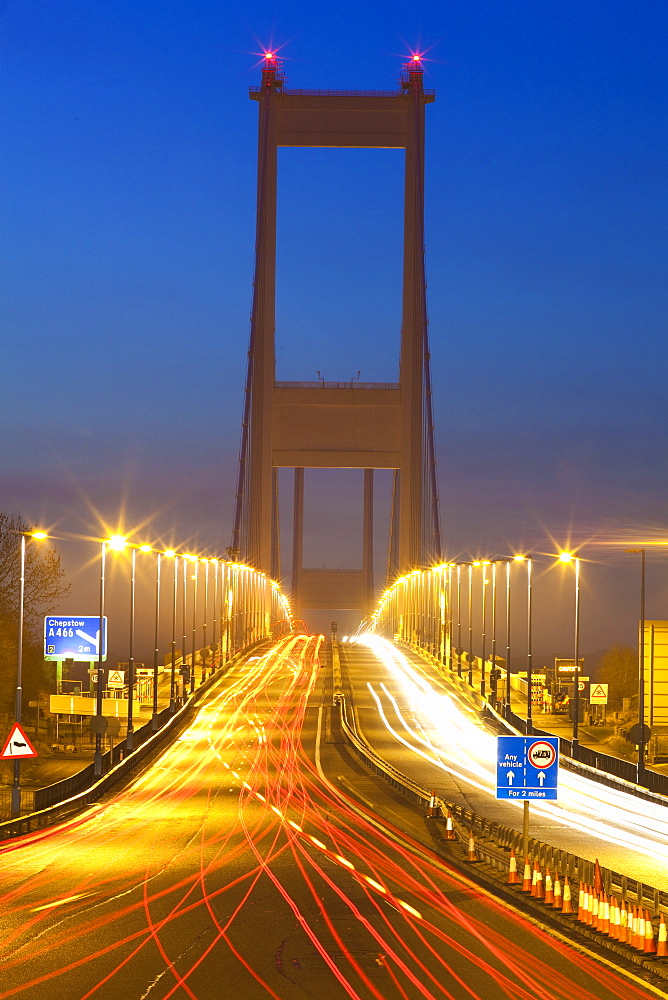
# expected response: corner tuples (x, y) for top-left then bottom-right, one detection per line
(496, 735), (559, 800)
(1, 723), (38, 760)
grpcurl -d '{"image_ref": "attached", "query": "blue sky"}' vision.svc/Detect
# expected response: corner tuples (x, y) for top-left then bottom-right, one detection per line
(1, 1), (666, 650)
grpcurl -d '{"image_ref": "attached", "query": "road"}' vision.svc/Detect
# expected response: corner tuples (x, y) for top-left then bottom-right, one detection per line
(344, 634), (668, 888)
(0, 635), (662, 999)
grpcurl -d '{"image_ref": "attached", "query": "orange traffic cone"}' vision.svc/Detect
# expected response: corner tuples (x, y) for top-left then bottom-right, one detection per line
(609, 897), (620, 940)
(593, 858), (603, 894)
(600, 894), (610, 935)
(644, 911), (657, 954)
(521, 857), (533, 892)
(507, 849), (519, 884)
(656, 914), (668, 957)
(577, 883), (585, 921)
(466, 830), (479, 862)
(531, 861), (544, 899)
(426, 792), (440, 818)
(552, 872), (562, 909)
(544, 867), (554, 906)
(444, 809), (456, 840)
(635, 908), (645, 950)
(619, 900), (629, 944)
(561, 877), (574, 915)
(589, 889), (598, 928)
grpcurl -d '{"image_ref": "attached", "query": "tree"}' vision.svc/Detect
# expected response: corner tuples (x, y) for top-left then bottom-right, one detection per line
(0, 513), (70, 716)
(597, 644), (637, 711)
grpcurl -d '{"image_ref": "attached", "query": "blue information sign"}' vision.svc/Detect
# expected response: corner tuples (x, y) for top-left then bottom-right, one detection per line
(496, 735), (559, 800)
(44, 615), (107, 661)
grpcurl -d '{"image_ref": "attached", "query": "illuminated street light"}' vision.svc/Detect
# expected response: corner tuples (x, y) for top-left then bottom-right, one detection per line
(151, 548), (162, 731)
(11, 529), (47, 817)
(126, 544), (137, 751)
(626, 548), (646, 783)
(480, 561), (491, 698)
(165, 550), (178, 713)
(559, 551), (581, 748)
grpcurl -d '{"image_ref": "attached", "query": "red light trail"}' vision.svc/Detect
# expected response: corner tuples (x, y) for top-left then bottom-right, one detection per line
(0, 636), (661, 999)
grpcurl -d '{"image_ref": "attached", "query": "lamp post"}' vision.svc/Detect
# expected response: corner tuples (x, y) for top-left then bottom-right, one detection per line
(559, 552), (581, 748)
(94, 539), (106, 777)
(212, 559), (219, 672)
(167, 551), (178, 712)
(148, 546), (161, 731)
(490, 560), (497, 708)
(467, 563), (474, 686)
(456, 563), (462, 677)
(11, 529), (47, 816)
(526, 556), (533, 735)
(126, 544), (137, 751)
(505, 559), (512, 716)
(190, 556), (198, 695)
(447, 564), (454, 672)
(202, 558), (209, 682)
(480, 561), (490, 698)
(626, 548), (646, 782)
(182, 558), (188, 703)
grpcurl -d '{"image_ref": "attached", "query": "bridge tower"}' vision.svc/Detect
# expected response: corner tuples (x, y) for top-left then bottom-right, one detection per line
(232, 54), (441, 617)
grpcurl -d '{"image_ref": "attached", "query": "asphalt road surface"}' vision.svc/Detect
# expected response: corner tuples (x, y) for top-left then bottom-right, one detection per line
(0, 635), (663, 1000)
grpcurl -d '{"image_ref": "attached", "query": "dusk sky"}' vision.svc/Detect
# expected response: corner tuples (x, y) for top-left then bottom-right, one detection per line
(1, 1), (666, 656)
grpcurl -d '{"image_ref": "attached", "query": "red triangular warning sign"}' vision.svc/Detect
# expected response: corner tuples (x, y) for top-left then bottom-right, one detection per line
(1, 722), (38, 760)
(591, 684), (605, 698)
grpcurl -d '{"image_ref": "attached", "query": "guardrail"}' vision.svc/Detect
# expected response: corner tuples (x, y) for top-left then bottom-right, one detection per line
(0, 639), (267, 841)
(333, 689), (668, 925)
(403, 640), (668, 804)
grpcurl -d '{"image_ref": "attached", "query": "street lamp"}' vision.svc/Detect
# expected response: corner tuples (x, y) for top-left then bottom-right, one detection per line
(126, 543), (137, 751)
(559, 551), (581, 749)
(480, 561), (490, 698)
(144, 545), (161, 731)
(467, 563), (474, 686)
(190, 556), (199, 695)
(165, 550), (178, 712)
(11, 529), (47, 817)
(626, 548), (646, 782)
(456, 563), (462, 677)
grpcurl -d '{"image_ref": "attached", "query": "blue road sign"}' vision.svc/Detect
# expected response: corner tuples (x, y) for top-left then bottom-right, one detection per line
(496, 735), (559, 800)
(44, 615), (107, 661)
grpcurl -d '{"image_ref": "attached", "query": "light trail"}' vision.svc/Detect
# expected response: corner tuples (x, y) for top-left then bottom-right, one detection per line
(355, 633), (668, 872)
(0, 634), (659, 999)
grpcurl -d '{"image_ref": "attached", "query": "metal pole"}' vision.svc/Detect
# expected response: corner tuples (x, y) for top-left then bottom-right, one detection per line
(526, 557), (533, 735)
(170, 555), (178, 712)
(182, 559), (188, 702)
(491, 561), (497, 708)
(94, 541), (106, 776)
(151, 551), (161, 730)
(212, 559), (218, 669)
(638, 548), (646, 782)
(480, 563), (488, 698)
(203, 559), (209, 680)
(505, 560), (511, 717)
(447, 564), (453, 671)
(467, 563), (473, 686)
(126, 546), (136, 751)
(11, 534), (26, 817)
(523, 800), (530, 859)
(190, 559), (198, 694)
(457, 564), (462, 677)
(572, 557), (580, 748)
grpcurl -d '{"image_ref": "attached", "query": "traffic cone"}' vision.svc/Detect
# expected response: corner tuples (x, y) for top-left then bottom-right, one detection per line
(521, 857), (533, 892)
(635, 908), (645, 950)
(466, 830), (479, 862)
(589, 888), (598, 927)
(507, 848), (519, 884)
(656, 914), (668, 957)
(599, 894), (610, 935)
(619, 900), (628, 944)
(593, 858), (603, 894)
(609, 897), (620, 940)
(644, 911), (656, 955)
(444, 808), (456, 840)
(544, 867), (554, 906)
(552, 872), (562, 909)
(426, 792), (440, 818)
(531, 860), (544, 899)
(577, 883), (585, 921)
(561, 877), (574, 915)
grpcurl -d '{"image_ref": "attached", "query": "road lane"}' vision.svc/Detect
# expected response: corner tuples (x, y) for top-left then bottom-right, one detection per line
(0, 635), (662, 999)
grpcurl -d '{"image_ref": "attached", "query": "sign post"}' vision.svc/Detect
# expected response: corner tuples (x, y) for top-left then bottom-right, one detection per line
(497, 735), (559, 857)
